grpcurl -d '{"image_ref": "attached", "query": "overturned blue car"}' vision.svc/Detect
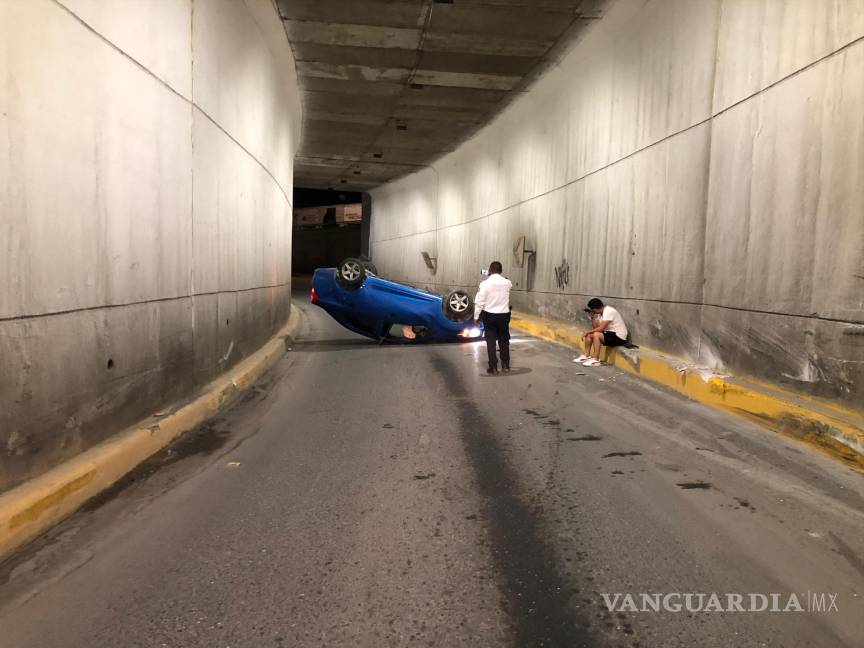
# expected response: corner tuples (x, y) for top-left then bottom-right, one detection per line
(311, 258), (483, 342)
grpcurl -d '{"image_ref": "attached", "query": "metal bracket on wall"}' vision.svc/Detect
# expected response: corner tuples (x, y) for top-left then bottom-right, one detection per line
(421, 251), (437, 274)
(512, 236), (536, 268)
(513, 236), (537, 291)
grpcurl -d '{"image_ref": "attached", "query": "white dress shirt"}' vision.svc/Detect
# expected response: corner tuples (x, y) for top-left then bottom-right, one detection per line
(474, 273), (512, 320)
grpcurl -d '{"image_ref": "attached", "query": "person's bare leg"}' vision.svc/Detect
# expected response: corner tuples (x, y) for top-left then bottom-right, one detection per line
(591, 332), (603, 360)
(575, 336), (591, 362)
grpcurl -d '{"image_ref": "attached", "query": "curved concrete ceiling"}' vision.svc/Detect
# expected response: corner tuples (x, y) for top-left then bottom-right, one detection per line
(278, 0), (609, 192)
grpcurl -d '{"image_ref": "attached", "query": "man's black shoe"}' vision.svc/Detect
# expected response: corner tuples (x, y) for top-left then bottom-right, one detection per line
(486, 367), (499, 374)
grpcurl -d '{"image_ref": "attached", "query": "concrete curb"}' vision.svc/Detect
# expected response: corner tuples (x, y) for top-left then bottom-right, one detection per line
(0, 308), (303, 561)
(510, 311), (864, 469)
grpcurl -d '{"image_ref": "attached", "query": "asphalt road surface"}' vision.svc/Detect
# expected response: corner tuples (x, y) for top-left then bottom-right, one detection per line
(1, 294), (862, 648)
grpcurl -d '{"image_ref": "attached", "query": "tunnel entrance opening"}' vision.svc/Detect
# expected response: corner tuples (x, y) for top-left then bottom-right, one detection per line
(291, 187), (371, 276)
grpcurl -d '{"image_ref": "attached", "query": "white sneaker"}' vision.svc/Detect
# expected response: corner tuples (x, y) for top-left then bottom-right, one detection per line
(583, 358), (602, 367)
(574, 355), (589, 363)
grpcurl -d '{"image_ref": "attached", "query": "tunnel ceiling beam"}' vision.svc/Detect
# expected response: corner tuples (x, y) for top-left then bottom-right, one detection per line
(277, 0), (609, 191)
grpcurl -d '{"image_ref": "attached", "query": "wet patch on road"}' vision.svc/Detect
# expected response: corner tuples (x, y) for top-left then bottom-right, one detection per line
(522, 409), (546, 419)
(601, 451), (641, 458)
(238, 383), (270, 406)
(566, 435), (603, 442)
(79, 420), (232, 513)
(733, 497), (755, 511)
(162, 420), (232, 464)
(676, 482), (712, 490)
(431, 354), (599, 648)
(522, 409), (566, 431)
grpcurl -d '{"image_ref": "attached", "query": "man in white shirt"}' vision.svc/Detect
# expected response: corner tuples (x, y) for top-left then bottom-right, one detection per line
(474, 261), (512, 374)
(575, 298), (629, 367)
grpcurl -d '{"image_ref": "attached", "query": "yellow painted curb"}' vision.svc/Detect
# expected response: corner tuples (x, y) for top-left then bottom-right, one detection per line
(511, 311), (864, 469)
(0, 308), (302, 561)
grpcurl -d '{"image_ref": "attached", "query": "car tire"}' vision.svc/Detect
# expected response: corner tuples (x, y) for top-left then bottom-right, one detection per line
(337, 258), (366, 288)
(362, 261), (378, 276)
(442, 290), (473, 322)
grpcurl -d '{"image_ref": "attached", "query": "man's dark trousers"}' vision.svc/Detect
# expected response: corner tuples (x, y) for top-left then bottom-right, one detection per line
(482, 311), (510, 370)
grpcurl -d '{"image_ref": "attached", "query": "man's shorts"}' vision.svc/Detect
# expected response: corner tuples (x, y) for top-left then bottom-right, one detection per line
(603, 331), (627, 347)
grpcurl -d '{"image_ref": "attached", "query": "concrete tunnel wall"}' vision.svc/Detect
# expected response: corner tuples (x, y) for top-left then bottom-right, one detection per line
(369, 0), (864, 409)
(0, 0), (301, 492)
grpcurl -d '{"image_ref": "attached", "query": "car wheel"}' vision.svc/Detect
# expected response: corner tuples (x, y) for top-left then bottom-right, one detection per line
(442, 290), (473, 322)
(337, 258), (366, 288)
(362, 261), (378, 276)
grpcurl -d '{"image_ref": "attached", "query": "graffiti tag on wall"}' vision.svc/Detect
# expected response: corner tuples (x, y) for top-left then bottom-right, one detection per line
(554, 259), (570, 290)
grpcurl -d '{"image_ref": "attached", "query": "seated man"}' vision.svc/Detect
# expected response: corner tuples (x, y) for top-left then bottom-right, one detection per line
(575, 298), (628, 367)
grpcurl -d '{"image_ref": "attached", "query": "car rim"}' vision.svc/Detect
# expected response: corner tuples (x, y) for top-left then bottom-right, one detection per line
(342, 262), (362, 281)
(449, 294), (469, 312)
